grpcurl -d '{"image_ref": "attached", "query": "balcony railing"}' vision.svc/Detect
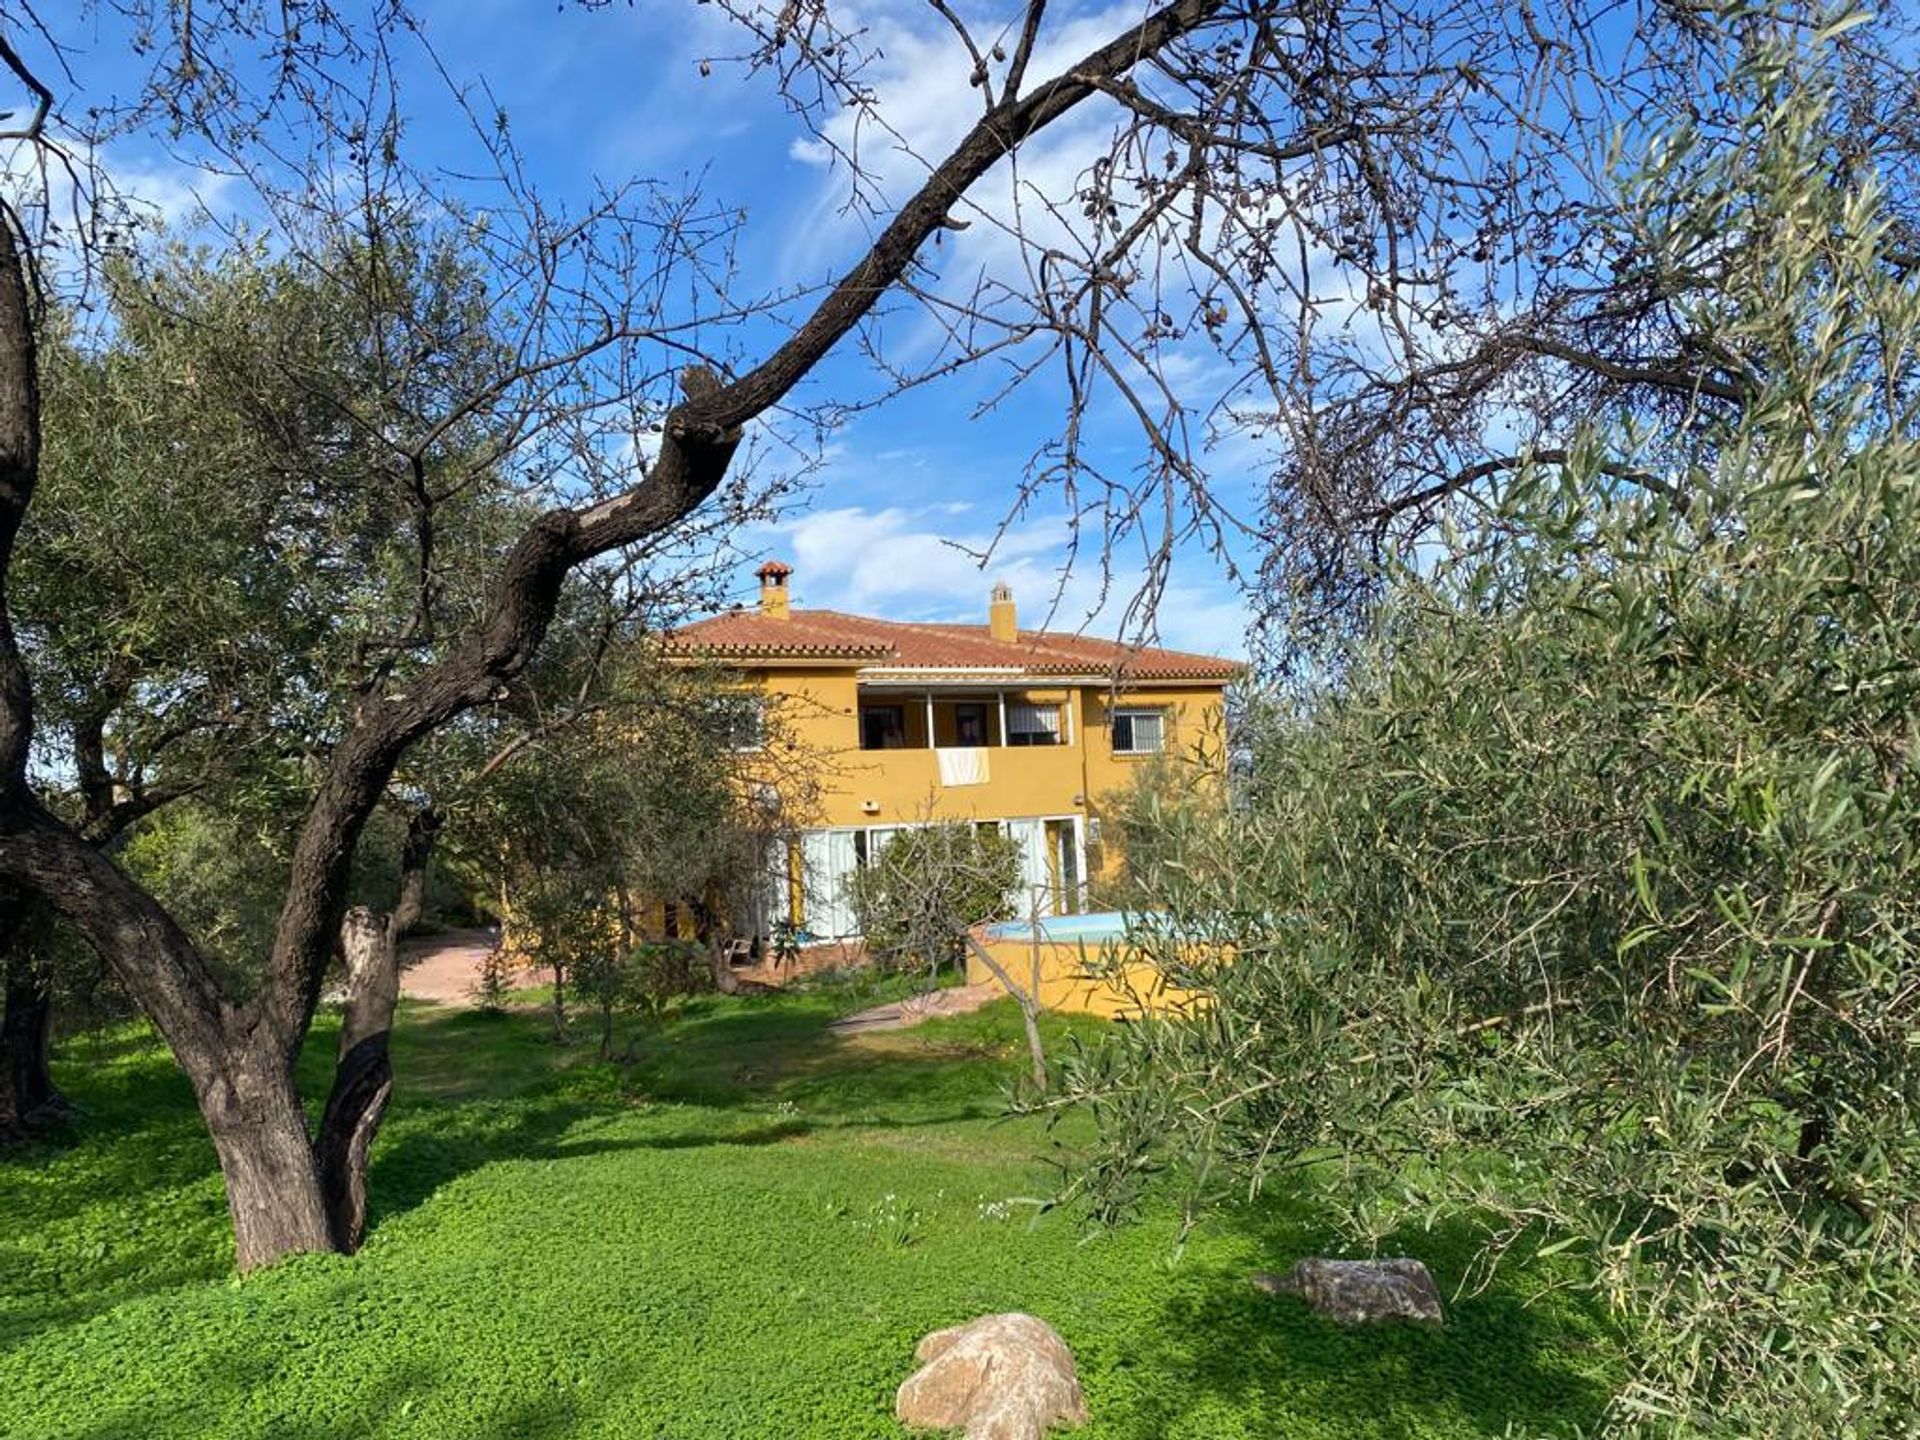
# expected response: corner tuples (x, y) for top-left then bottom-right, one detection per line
(855, 688), (1072, 753)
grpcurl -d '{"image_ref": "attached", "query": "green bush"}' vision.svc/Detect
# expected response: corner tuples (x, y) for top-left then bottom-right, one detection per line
(1066, 34), (1920, 1437)
(846, 823), (1021, 973)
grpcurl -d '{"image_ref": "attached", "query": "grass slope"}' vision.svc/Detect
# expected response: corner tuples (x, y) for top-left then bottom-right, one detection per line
(0, 986), (1618, 1438)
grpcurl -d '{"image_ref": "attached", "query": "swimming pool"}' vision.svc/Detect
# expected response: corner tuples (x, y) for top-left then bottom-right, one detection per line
(984, 911), (1142, 945)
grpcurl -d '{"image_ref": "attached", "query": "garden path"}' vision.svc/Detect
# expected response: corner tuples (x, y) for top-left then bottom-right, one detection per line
(399, 928), (529, 1005)
(828, 982), (1004, 1035)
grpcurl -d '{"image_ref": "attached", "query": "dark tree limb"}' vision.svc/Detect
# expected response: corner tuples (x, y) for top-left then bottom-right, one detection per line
(0, 204), (39, 799)
(2, 939), (67, 1132)
(0, 884), (64, 1139)
(1365, 448), (1683, 525)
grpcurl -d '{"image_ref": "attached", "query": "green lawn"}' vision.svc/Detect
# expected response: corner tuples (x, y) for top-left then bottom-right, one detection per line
(0, 986), (1619, 1438)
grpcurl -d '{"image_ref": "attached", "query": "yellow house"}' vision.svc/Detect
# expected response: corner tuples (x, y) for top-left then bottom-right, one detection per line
(664, 560), (1241, 946)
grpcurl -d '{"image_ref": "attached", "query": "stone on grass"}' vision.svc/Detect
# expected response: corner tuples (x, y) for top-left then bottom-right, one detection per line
(896, 1312), (1088, 1440)
(1251, 1257), (1445, 1326)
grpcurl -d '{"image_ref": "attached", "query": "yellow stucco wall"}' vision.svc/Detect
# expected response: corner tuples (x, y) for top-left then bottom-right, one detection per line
(964, 934), (1204, 1019)
(744, 663), (1229, 863)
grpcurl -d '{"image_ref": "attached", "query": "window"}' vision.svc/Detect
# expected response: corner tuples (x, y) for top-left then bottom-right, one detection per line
(715, 694), (766, 751)
(1111, 707), (1166, 756)
(1006, 701), (1061, 747)
(860, 704), (906, 750)
(954, 702), (988, 747)
(853, 826), (905, 868)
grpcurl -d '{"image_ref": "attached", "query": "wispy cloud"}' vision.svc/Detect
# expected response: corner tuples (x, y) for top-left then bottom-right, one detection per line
(738, 497), (1250, 658)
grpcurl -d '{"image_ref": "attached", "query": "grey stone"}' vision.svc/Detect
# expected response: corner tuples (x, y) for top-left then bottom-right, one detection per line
(896, 1312), (1089, 1440)
(1251, 1257), (1445, 1326)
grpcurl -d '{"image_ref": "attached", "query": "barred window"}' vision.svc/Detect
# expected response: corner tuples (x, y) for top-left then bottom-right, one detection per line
(1006, 701), (1060, 746)
(1111, 708), (1165, 756)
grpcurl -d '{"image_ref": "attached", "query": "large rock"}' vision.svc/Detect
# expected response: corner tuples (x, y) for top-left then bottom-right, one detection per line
(896, 1313), (1089, 1440)
(1251, 1257), (1445, 1326)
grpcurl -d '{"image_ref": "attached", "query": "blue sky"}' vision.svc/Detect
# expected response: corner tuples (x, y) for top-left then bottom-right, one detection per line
(17, 0), (1264, 658)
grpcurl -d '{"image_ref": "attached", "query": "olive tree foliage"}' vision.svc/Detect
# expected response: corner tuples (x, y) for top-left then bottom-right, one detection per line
(1090, 697), (1239, 908)
(0, 230), (524, 1143)
(0, 0), (1907, 1268)
(470, 666), (775, 1051)
(848, 823), (1022, 975)
(1061, 37), (1920, 1435)
(11, 233), (665, 1239)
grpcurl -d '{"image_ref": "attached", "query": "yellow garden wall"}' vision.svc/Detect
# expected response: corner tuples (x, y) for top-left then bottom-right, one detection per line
(964, 933), (1202, 1019)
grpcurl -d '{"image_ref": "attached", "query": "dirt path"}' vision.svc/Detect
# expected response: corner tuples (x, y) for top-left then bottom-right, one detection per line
(827, 981), (1006, 1035)
(399, 930), (1004, 1027)
(399, 928), (535, 1005)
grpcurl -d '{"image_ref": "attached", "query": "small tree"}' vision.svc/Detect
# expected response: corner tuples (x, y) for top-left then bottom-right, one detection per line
(473, 661), (783, 1045)
(849, 825), (1021, 977)
(849, 823), (1052, 1088)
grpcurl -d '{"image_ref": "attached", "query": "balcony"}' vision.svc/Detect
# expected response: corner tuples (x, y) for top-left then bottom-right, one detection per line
(835, 687), (1085, 821)
(855, 688), (1071, 753)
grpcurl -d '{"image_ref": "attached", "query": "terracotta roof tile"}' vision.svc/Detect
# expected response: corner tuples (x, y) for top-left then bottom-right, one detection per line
(665, 609), (1241, 681)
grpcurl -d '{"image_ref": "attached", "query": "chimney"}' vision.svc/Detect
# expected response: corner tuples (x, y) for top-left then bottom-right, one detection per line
(989, 582), (1017, 642)
(757, 560), (792, 618)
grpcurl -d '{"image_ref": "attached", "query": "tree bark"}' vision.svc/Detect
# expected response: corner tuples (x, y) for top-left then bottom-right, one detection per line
(694, 897), (742, 995)
(0, 201), (39, 797)
(0, 215), (58, 1139)
(708, 936), (742, 995)
(2, 960), (62, 1126)
(195, 1039), (336, 1271)
(550, 957), (569, 1041)
(0, 885), (64, 1136)
(314, 806), (437, 1252)
(315, 906), (397, 1252)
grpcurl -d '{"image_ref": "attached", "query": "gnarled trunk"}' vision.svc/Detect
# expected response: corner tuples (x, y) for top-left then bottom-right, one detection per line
(708, 937), (742, 995)
(313, 806), (435, 1252)
(3, 964), (62, 1127)
(0, 888), (64, 1139)
(193, 1040), (335, 1271)
(694, 899), (742, 995)
(315, 905), (398, 1252)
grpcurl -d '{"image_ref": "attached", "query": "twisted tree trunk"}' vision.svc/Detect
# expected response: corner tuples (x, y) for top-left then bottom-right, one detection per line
(314, 807), (438, 1253)
(198, 1039), (337, 1269)
(708, 938), (743, 995)
(1, 959), (62, 1131)
(0, 887), (64, 1138)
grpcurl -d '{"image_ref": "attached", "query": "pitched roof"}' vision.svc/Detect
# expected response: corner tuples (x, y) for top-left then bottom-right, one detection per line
(663, 608), (1242, 682)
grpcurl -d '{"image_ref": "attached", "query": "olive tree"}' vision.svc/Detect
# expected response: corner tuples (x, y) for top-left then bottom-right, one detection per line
(1062, 33), (1920, 1433)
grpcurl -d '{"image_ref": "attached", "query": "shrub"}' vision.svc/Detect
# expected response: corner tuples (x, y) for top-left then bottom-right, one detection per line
(1065, 34), (1920, 1436)
(846, 824), (1021, 975)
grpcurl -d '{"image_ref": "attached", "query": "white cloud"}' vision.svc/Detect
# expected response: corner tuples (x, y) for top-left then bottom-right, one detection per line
(774, 0), (1139, 289)
(742, 497), (1250, 658)
(111, 155), (240, 231)
(1, 143), (241, 244)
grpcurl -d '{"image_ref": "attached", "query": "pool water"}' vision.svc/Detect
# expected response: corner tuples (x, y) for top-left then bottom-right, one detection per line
(984, 911), (1139, 944)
